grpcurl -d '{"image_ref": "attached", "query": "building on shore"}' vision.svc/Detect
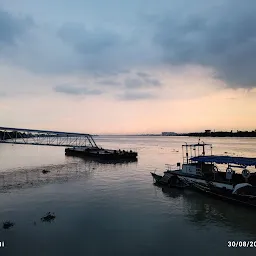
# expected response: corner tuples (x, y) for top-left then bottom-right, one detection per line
(162, 132), (177, 136)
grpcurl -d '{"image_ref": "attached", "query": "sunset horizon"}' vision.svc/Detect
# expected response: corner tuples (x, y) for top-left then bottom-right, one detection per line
(0, 1), (256, 254)
(0, 0), (255, 134)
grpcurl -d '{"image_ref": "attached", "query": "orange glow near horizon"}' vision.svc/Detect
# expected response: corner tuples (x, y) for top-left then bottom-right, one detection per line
(0, 65), (256, 134)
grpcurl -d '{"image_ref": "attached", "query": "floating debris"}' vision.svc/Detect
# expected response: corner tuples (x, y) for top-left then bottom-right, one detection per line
(42, 169), (50, 174)
(41, 212), (56, 222)
(3, 221), (14, 229)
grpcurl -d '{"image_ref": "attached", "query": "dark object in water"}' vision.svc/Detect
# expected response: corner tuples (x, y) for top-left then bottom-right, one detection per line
(3, 221), (14, 229)
(153, 142), (256, 192)
(190, 181), (256, 208)
(65, 147), (137, 161)
(42, 169), (50, 174)
(41, 212), (56, 222)
(151, 172), (188, 188)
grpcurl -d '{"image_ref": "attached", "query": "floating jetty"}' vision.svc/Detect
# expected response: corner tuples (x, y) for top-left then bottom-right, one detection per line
(65, 147), (138, 160)
(0, 126), (138, 161)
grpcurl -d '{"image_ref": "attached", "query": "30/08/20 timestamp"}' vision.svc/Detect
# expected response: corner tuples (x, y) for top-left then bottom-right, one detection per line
(228, 241), (256, 248)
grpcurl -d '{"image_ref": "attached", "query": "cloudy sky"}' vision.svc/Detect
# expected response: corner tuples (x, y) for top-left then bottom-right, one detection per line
(0, 0), (255, 134)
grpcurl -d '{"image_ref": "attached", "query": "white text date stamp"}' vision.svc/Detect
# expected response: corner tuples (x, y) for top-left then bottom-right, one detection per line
(228, 241), (256, 248)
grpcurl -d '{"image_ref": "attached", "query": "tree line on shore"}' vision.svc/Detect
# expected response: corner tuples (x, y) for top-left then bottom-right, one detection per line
(179, 130), (256, 137)
(1, 130), (256, 139)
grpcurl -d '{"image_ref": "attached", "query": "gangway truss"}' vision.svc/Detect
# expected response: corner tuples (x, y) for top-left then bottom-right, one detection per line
(0, 127), (99, 148)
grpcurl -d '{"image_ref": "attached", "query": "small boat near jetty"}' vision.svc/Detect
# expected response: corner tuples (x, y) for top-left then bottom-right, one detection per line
(151, 172), (189, 188)
(151, 141), (256, 207)
(65, 147), (138, 161)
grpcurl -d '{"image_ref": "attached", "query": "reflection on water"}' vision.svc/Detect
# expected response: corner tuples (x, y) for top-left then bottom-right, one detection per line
(0, 161), (91, 192)
(160, 184), (256, 236)
(0, 157), (137, 192)
(0, 136), (255, 256)
(65, 155), (138, 165)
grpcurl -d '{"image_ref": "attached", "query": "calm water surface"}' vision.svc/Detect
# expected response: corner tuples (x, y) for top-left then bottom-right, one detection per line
(0, 136), (256, 256)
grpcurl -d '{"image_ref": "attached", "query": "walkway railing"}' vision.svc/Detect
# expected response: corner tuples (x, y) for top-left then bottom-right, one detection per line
(0, 127), (98, 148)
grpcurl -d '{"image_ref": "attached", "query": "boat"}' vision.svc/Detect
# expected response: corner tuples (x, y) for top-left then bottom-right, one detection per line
(66, 154), (138, 164)
(150, 172), (189, 188)
(190, 180), (256, 208)
(65, 146), (138, 160)
(151, 141), (256, 192)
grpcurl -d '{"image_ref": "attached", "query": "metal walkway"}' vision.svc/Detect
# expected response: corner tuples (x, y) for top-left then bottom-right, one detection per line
(0, 127), (98, 148)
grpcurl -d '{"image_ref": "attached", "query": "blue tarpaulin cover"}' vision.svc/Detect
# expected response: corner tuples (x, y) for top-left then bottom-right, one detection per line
(190, 155), (256, 166)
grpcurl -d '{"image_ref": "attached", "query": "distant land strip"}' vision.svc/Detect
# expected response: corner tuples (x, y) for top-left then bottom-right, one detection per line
(123, 130), (256, 137)
(1, 130), (256, 139)
(99, 130), (256, 137)
(162, 130), (256, 137)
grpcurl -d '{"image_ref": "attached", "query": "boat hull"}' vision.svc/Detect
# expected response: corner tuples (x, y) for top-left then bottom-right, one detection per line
(151, 172), (189, 188)
(190, 181), (256, 208)
(176, 174), (234, 190)
(65, 147), (137, 160)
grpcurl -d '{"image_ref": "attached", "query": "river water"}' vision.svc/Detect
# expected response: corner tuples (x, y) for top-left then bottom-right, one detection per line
(0, 136), (256, 256)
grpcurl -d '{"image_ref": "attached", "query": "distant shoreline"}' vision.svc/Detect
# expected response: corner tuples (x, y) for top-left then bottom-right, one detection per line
(1, 130), (256, 139)
(97, 131), (256, 137)
(176, 131), (256, 138)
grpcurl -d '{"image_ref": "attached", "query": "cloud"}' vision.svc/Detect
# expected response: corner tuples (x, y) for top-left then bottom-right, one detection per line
(53, 72), (162, 99)
(56, 22), (141, 74)
(54, 84), (103, 96)
(58, 23), (121, 56)
(143, 77), (161, 87)
(117, 91), (156, 101)
(125, 77), (161, 89)
(0, 92), (7, 97)
(0, 6), (158, 78)
(125, 73), (162, 89)
(153, 0), (256, 88)
(136, 72), (151, 78)
(98, 80), (122, 86)
(0, 9), (33, 46)
(1, 0), (256, 93)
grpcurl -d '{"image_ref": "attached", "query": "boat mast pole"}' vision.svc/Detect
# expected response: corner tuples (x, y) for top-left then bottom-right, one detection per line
(186, 144), (188, 164)
(182, 145), (185, 164)
(189, 145), (192, 164)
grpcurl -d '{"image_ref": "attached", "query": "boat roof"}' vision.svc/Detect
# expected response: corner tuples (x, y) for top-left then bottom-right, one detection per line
(190, 155), (256, 166)
(182, 143), (212, 147)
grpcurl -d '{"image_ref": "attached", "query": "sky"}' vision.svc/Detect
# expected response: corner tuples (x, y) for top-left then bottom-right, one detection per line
(0, 0), (256, 134)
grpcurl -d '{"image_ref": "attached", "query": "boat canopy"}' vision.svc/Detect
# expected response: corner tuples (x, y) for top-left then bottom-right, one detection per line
(190, 155), (256, 166)
(182, 143), (212, 147)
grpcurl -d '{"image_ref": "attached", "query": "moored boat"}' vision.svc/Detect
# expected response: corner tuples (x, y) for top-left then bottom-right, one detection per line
(65, 146), (138, 160)
(151, 141), (256, 206)
(190, 180), (256, 208)
(150, 172), (189, 188)
(152, 141), (256, 189)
